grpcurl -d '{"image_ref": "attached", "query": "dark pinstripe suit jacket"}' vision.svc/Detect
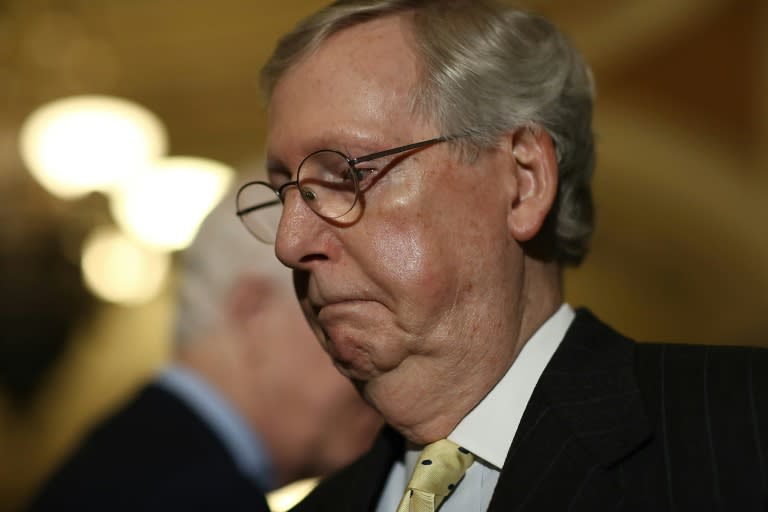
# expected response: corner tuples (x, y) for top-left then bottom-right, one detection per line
(293, 309), (768, 511)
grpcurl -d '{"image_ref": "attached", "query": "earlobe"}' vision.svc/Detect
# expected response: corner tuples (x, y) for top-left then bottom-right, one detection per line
(506, 126), (559, 242)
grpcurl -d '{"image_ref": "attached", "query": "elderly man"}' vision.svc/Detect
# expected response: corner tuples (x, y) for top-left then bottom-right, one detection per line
(236, 1), (768, 510)
(26, 191), (381, 511)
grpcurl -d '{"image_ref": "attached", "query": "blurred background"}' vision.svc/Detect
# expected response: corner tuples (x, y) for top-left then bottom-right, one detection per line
(0, 0), (766, 510)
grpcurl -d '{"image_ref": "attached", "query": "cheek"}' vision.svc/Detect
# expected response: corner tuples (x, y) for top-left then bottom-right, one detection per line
(351, 158), (507, 331)
(366, 200), (458, 315)
(375, 182), (433, 263)
(371, 224), (428, 281)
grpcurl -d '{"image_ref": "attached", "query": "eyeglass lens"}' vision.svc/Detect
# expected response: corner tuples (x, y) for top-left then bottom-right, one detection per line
(237, 150), (360, 243)
(236, 183), (283, 243)
(297, 150), (359, 218)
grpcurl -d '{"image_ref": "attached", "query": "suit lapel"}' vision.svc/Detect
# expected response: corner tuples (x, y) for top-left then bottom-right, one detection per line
(489, 310), (652, 511)
(294, 425), (403, 511)
(350, 426), (404, 511)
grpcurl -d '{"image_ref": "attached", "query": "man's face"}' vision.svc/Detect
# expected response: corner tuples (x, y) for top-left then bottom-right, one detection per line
(269, 15), (525, 441)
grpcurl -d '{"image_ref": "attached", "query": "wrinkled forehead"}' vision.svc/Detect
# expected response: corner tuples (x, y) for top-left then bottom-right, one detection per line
(278, 13), (421, 96)
(267, 15), (429, 156)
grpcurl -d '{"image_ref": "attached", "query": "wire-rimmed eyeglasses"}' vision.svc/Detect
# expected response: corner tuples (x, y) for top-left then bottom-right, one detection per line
(236, 135), (456, 243)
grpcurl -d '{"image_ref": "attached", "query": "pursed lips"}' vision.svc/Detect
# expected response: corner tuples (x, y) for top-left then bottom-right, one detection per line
(310, 299), (373, 366)
(313, 299), (370, 321)
(308, 285), (372, 316)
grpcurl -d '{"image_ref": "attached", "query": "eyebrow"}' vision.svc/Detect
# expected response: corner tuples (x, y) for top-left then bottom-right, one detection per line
(265, 133), (386, 173)
(317, 130), (383, 150)
(265, 158), (291, 179)
(314, 132), (389, 157)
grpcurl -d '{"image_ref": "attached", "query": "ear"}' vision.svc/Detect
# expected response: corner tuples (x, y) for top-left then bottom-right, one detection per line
(226, 275), (275, 333)
(505, 126), (559, 242)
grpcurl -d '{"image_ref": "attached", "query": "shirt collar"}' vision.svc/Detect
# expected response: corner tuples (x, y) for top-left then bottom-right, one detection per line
(156, 364), (276, 490)
(447, 303), (575, 468)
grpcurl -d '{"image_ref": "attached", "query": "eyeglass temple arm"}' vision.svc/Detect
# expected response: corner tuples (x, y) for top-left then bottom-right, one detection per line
(351, 136), (455, 164)
(236, 198), (282, 216)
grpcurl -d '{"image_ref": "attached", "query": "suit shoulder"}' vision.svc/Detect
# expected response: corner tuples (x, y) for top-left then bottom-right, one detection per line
(632, 340), (768, 434)
(634, 340), (768, 377)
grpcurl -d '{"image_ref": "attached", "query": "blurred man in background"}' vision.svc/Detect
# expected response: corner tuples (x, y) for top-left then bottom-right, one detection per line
(26, 189), (381, 511)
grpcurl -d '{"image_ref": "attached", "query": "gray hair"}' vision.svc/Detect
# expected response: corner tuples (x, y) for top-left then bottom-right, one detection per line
(173, 185), (292, 347)
(261, 0), (595, 265)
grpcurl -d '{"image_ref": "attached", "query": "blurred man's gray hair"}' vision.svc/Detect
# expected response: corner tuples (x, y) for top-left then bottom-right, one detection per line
(173, 185), (291, 347)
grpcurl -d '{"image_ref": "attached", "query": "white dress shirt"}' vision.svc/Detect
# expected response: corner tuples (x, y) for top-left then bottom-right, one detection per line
(375, 304), (575, 512)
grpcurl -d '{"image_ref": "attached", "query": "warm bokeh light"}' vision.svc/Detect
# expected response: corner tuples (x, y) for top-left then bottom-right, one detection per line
(81, 226), (170, 305)
(266, 478), (318, 512)
(109, 156), (234, 251)
(19, 95), (168, 199)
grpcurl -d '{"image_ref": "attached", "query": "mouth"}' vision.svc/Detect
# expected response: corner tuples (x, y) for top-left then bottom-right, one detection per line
(312, 298), (368, 320)
(310, 302), (376, 377)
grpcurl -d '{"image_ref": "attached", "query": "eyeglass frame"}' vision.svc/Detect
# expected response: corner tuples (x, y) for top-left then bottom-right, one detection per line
(235, 134), (460, 239)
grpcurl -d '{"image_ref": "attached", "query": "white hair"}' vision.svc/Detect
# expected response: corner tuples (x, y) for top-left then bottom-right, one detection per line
(173, 186), (292, 347)
(261, 0), (595, 265)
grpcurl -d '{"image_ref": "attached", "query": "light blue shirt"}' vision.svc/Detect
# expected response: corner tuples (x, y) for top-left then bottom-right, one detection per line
(156, 364), (276, 491)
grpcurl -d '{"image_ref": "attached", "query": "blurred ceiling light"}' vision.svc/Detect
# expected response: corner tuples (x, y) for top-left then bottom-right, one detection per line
(110, 156), (234, 251)
(19, 95), (167, 199)
(82, 226), (170, 305)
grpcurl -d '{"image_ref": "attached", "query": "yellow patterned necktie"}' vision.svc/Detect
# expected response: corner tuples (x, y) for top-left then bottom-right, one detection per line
(396, 439), (475, 512)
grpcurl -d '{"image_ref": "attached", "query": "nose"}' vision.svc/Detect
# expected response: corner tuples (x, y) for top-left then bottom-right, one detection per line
(275, 187), (332, 270)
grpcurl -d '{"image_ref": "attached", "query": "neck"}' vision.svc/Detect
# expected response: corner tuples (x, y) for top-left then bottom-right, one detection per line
(516, 256), (563, 356)
(387, 256), (562, 445)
